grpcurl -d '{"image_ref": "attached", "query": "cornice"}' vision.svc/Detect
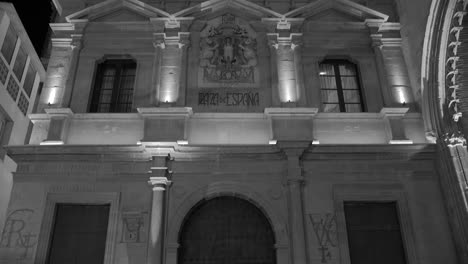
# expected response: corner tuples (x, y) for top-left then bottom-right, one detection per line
(303, 144), (437, 161)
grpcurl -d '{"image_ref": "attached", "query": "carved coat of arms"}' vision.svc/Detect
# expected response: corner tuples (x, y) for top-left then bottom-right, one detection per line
(199, 14), (258, 83)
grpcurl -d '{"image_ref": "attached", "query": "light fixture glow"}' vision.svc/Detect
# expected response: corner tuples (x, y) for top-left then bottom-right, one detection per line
(177, 140), (188, 145)
(319, 71), (327, 75)
(47, 88), (57, 105)
(40, 140), (64, 145)
(389, 140), (413, 145)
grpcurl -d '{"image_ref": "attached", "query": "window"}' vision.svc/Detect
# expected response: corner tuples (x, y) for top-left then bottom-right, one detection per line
(1, 24), (17, 64)
(319, 60), (364, 112)
(13, 46), (27, 81)
(344, 202), (407, 264)
(90, 59), (136, 113)
(23, 63), (36, 96)
(0, 106), (13, 159)
(46, 204), (110, 264)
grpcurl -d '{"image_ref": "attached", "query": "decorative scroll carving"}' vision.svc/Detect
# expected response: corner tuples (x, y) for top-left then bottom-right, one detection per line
(199, 14), (257, 83)
(446, 0), (468, 122)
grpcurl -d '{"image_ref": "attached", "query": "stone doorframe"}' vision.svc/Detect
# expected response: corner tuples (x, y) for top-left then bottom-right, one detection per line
(34, 192), (120, 264)
(165, 181), (290, 264)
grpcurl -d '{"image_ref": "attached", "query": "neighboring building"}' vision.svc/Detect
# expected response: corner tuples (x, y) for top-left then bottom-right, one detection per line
(0, 0), (467, 264)
(0, 2), (46, 236)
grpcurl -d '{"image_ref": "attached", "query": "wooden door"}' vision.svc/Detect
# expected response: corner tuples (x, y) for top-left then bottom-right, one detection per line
(178, 197), (276, 264)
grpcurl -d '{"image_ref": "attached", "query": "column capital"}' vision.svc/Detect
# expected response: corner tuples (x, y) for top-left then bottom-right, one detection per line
(153, 32), (190, 49)
(70, 34), (83, 50)
(148, 177), (172, 191)
(267, 33), (302, 49)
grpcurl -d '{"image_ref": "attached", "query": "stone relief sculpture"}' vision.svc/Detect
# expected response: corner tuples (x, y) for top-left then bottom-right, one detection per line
(199, 14), (258, 83)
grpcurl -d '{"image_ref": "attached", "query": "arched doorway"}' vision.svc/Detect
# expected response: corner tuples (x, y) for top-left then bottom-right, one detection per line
(178, 196), (276, 264)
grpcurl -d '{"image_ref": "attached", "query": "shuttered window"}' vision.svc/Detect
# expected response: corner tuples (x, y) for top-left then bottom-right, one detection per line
(344, 202), (407, 264)
(46, 204), (110, 264)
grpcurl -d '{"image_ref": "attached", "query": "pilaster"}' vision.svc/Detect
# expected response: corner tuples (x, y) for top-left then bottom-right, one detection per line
(265, 108), (318, 143)
(278, 141), (309, 264)
(39, 23), (86, 112)
(370, 28), (414, 108)
(153, 32), (190, 106)
(267, 32), (303, 105)
(137, 107), (192, 143)
(380, 107), (412, 144)
(40, 108), (73, 145)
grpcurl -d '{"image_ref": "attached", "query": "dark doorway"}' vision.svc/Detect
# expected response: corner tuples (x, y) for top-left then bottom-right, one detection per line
(46, 204), (110, 264)
(178, 196), (276, 264)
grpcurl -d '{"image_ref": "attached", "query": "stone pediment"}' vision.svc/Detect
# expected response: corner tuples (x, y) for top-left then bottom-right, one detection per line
(94, 8), (148, 22)
(307, 9), (364, 23)
(173, 0), (283, 20)
(284, 0), (389, 22)
(65, 0), (172, 22)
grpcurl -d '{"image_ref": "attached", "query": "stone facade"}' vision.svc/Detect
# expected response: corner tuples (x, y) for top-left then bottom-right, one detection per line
(0, 0), (466, 264)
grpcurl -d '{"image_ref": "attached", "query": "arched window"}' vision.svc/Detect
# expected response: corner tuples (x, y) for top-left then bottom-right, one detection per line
(178, 196), (276, 264)
(319, 60), (364, 112)
(89, 59), (136, 113)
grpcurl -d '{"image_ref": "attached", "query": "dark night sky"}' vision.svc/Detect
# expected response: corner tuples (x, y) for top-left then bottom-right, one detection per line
(5, 0), (54, 56)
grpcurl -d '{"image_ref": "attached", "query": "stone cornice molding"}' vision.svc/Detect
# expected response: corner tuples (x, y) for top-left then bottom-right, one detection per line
(137, 107), (193, 117)
(264, 108), (318, 119)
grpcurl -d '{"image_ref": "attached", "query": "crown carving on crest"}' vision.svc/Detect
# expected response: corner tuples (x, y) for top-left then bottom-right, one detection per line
(222, 14), (236, 25)
(207, 14), (248, 38)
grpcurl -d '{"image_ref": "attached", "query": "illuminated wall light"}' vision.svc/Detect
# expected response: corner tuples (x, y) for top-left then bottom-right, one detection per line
(177, 140), (188, 145)
(319, 72), (327, 75)
(389, 139), (413, 145)
(40, 140), (64, 145)
(392, 86), (409, 105)
(268, 139), (277, 145)
(159, 67), (180, 103)
(47, 87), (58, 105)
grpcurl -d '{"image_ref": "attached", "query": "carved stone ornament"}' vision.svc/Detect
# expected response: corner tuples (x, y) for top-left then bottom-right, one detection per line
(443, 131), (467, 146)
(446, 0), (468, 122)
(199, 14), (258, 83)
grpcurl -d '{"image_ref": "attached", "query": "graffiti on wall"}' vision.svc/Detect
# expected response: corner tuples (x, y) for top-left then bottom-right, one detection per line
(0, 209), (37, 260)
(198, 92), (260, 107)
(308, 213), (337, 263)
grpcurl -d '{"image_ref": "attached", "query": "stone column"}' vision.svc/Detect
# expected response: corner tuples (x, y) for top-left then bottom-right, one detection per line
(147, 155), (172, 264)
(280, 143), (309, 264)
(154, 32), (190, 106)
(268, 33), (302, 105)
